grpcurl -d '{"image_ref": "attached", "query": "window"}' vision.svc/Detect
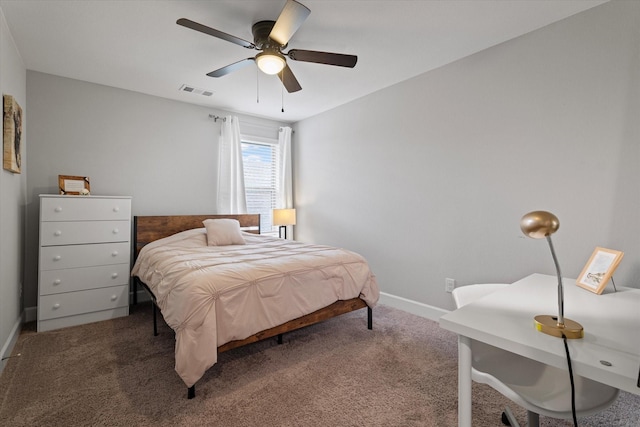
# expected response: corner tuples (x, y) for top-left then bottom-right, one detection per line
(241, 140), (279, 234)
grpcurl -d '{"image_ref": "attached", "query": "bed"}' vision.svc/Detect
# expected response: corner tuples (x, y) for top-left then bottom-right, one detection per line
(130, 214), (380, 399)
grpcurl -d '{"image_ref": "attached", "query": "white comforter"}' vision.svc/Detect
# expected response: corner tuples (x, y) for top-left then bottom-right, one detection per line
(131, 229), (379, 387)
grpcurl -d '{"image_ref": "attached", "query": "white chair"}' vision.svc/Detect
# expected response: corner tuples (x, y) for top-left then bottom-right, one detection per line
(452, 284), (620, 427)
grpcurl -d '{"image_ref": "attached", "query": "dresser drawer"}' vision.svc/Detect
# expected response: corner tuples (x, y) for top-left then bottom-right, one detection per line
(41, 196), (131, 221)
(39, 263), (130, 296)
(40, 220), (130, 246)
(40, 242), (130, 270)
(38, 285), (128, 321)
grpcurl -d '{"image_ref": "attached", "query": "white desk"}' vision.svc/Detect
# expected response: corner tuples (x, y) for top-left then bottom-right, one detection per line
(439, 273), (640, 427)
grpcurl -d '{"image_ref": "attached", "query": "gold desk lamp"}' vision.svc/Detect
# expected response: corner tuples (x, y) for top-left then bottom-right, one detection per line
(520, 211), (584, 339)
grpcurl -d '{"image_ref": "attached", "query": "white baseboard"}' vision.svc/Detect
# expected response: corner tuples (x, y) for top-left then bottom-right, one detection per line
(378, 292), (449, 321)
(0, 313), (24, 375)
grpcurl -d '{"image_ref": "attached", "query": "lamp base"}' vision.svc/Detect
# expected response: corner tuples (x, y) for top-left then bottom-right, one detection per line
(534, 315), (584, 339)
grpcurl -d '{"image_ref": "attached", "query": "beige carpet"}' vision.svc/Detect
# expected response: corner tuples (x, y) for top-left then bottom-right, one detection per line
(1, 303), (638, 426)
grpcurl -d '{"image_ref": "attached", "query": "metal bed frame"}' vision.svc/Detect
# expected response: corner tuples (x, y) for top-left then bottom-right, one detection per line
(131, 214), (373, 399)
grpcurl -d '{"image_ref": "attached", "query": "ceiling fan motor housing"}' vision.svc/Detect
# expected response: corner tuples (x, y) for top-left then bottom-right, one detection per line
(252, 20), (286, 50)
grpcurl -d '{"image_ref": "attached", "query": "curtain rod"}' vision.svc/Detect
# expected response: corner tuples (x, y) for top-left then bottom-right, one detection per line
(208, 114), (226, 122)
(209, 114), (292, 131)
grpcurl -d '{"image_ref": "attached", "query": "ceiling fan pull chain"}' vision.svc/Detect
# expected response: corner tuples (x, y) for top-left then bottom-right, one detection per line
(281, 85), (285, 113)
(256, 67), (260, 104)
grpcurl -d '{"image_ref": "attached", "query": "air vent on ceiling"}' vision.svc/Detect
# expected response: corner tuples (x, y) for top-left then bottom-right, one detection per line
(179, 84), (213, 97)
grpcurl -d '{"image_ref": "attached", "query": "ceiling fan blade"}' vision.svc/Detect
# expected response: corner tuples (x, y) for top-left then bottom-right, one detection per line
(177, 18), (256, 49)
(278, 65), (302, 93)
(207, 58), (256, 77)
(269, 0), (311, 46)
(287, 49), (357, 68)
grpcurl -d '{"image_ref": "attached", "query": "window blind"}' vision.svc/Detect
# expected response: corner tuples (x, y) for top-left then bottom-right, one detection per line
(241, 141), (278, 233)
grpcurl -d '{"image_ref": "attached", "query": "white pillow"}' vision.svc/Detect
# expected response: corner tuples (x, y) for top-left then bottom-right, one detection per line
(202, 219), (246, 246)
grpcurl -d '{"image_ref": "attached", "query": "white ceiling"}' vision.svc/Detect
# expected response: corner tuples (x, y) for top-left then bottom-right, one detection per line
(0, 0), (607, 123)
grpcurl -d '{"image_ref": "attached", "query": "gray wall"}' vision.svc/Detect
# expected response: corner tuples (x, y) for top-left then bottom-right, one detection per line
(293, 1), (640, 312)
(24, 72), (287, 310)
(10, 1), (640, 327)
(0, 8), (26, 370)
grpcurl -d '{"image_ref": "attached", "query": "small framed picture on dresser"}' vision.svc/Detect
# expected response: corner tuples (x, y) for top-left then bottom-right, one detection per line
(576, 247), (624, 294)
(58, 175), (90, 195)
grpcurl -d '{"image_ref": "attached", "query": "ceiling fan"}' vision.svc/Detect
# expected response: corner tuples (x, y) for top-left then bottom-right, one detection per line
(177, 0), (357, 93)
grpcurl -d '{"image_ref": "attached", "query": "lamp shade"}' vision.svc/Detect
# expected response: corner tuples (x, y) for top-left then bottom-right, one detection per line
(520, 211), (559, 239)
(256, 51), (286, 75)
(273, 208), (296, 226)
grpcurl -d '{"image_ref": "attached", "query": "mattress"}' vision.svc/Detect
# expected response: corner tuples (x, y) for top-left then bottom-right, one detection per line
(131, 228), (379, 387)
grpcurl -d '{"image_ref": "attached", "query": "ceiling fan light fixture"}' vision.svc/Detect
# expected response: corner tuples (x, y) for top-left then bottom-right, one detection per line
(256, 51), (286, 75)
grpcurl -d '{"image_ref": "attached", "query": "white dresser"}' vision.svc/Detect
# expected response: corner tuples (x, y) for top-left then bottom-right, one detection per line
(38, 194), (132, 332)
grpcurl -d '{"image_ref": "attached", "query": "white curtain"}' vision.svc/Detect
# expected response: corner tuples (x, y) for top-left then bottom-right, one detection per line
(276, 126), (293, 209)
(217, 116), (247, 214)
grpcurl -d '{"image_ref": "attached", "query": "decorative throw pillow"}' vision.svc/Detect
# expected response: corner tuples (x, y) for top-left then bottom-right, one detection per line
(203, 219), (246, 246)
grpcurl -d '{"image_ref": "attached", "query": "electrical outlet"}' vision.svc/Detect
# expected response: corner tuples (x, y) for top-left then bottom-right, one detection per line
(445, 278), (456, 293)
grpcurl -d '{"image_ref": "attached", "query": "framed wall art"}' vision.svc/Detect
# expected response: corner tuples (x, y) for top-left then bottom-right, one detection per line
(576, 247), (624, 294)
(3, 95), (23, 173)
(58, 175), (91, 195)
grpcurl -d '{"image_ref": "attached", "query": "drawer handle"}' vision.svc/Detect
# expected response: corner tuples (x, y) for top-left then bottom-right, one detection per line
(110, 295), (118, 301)
(53, 303), (61, 309)
(53, 255), (62, 261)
(54, 230), (62, 236)
(53, 279), (62, 285)
(111, 273), (118, 279)
(112, 228), (119, 234)
(111, 251), (119, 257)
(54, 206), (63, 213)
(113, 206), (120, 213)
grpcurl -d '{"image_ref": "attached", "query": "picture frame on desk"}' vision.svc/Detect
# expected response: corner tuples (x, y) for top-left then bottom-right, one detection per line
(576, 247), (624, 294)
(58, 175), (90, 195)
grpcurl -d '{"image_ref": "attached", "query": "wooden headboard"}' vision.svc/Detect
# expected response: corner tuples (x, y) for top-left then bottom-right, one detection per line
(133, 214), (261, 257)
